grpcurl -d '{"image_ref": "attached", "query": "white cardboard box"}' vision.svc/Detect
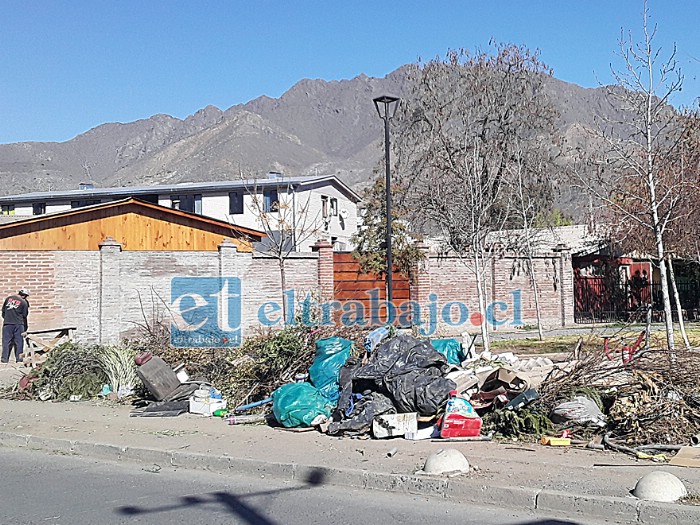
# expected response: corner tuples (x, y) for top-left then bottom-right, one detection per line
(372, 412), (418, 439)
(189, 397), (227, 416)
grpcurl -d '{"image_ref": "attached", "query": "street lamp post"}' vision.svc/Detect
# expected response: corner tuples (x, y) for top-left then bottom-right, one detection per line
(373, 95), (400, 305)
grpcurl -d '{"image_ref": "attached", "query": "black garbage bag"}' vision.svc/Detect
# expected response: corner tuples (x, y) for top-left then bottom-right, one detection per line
(353, 335), (455, 416)
(327, 392), (396, 435)
(387, 367), (455, 415)
(356, 335), (449, 380)
(332, 356), (363, 422)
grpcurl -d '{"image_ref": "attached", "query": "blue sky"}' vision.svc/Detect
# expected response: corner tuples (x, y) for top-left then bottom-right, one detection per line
(1, 1), (698, 144)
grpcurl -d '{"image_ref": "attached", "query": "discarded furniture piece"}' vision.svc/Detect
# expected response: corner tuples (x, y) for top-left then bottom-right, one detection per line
(20, 326), (77, 368)
(135, 354), (181, 401)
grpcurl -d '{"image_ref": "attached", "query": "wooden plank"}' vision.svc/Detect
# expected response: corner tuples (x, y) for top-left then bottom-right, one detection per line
(335, 281), (390, 290)
(26, 327), (77, 335)
(334, 284), (410, 293)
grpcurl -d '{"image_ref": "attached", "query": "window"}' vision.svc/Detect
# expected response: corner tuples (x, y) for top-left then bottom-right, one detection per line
(263, 190), (279, 212)
(229, 192), (244, 215)
(330, 198), (338, 217)
(32, 203), (46, 215)
(321, 196), (329, 218)
(70, 200), (100, 209)
(171, 194), (202, 214)
(1, 205), (15, 215)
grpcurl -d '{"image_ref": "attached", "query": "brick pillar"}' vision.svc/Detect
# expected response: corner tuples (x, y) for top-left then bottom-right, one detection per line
(558, 247), (574, 326)
(312, 239), (334, 300)
(219, 238), (256, 336)
(98, 236), (122, 344)
(408, 241), (433, 333)
(218, 238), (239, 277)
(410, 241), (431, 305)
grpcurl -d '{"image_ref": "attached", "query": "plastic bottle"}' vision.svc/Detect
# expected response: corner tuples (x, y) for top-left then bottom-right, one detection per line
(212, 409), (229, 417)
(440, 390), (482, 438)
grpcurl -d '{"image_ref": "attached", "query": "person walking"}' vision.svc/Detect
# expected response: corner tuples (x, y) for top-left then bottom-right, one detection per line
(2, 289), (29, 364)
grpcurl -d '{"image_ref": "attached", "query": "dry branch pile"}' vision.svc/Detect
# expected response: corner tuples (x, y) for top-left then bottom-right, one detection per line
(537, 335), (700, 445)
(154, 323), (370, 409)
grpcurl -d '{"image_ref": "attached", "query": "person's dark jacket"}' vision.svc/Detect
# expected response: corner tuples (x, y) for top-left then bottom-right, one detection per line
(2, 295), (29, 330)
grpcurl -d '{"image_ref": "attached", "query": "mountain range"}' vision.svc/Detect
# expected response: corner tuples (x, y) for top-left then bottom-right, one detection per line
(0, 66), (620, 217)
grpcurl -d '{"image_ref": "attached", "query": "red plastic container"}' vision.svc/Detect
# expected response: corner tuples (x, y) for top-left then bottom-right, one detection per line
(440, 390), (483, 438)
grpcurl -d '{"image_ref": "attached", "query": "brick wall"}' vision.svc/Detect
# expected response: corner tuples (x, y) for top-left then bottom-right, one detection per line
(412, 250), (575, 336)
(0, 243), (320, 344)
(0, 243), (575, 345)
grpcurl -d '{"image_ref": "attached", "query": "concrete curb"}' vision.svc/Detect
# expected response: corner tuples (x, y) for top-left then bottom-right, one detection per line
(2, 431), (700, 524)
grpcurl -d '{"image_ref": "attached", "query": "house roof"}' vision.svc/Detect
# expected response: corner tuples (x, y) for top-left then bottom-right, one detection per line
(0, 197), (265, 240)
(0, 174), (362, 204)
(489, 224), (609, 256)
(424, 224), (609, 257)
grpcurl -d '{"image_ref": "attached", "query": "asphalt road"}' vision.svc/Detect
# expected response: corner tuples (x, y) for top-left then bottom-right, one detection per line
(0, 448), (611, 525)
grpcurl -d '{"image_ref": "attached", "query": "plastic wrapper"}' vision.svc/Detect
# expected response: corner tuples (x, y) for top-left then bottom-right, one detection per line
(327, 392), (395, 435)
(550, 395), (607, 427)
(354, 335), (455, 416)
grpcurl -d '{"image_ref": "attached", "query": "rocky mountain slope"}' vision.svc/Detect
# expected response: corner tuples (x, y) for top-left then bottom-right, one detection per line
(0, 66), (618, 216)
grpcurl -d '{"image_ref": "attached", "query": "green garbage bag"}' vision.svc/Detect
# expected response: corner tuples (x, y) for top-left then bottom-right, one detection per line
(308, 336), (353, 401)
(431, 338), (465, 365)
(272, 382), (333, 428)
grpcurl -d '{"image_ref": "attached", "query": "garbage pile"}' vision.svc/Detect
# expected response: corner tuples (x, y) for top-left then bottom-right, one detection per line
(265, 330), (552, 441)
(258, 327), (700, 462)
(14, 322), (700, 462)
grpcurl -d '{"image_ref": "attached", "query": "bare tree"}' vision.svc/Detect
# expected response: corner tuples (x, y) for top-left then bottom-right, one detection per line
(231, 172), (322, 322)
(661, 109), (700, 348)
(509, 147), (557, 340)
(393, 44), (559, 352)
(577, 1), (687, 354)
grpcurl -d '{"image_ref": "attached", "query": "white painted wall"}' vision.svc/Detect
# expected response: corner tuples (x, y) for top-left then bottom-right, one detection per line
(158, 186), (359, 252)
(46, 203), (73, 214)
(13, 205), (33, 216)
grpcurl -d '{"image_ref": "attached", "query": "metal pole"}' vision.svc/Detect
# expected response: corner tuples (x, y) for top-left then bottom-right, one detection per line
(383, 109), (393, 304)
(373, 95), (399, 309)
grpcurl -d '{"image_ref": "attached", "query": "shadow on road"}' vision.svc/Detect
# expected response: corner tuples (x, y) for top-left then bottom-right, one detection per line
(513, 519), (579, 525)
(115, 467), (327, 525)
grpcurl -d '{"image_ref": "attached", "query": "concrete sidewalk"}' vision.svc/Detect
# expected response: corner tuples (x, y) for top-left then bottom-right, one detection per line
(0, 398), (699, 524)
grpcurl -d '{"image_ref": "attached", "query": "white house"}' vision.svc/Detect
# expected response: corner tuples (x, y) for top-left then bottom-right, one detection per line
(0, 173), (361, 251)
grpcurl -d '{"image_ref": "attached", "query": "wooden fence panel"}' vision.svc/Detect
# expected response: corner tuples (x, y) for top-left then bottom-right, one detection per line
(332, 252), (410, 326)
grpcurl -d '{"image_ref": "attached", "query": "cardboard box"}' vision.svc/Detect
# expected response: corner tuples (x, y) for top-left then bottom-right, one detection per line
(372, 412), (418, 439)
(189, 397), (227, 416)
